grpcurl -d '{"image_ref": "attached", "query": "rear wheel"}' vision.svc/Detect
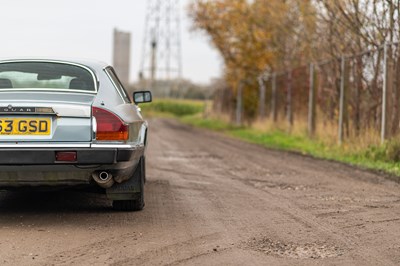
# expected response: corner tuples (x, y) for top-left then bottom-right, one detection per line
(112, 157), (145, 211)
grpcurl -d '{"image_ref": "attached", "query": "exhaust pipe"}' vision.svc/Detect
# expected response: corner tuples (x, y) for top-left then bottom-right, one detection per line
(99, 171), (109, 181)
(92, 171), (114, 188)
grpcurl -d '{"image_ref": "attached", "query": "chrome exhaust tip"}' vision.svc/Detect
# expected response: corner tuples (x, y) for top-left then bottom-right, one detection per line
(92, 171), (114, 188)
(99, 171), (109, 181)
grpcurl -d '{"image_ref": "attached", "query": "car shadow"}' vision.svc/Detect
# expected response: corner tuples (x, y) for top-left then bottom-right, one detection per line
(0, 190), (113, 214)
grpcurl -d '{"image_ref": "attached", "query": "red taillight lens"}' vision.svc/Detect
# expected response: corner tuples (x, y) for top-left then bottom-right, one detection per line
(92, 107), (129, 141)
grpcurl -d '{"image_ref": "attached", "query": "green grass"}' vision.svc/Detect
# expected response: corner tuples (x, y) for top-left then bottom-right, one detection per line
(184, 115), (400, 177)
(143, 99), (400, 179)
(141, 98), (205, 117)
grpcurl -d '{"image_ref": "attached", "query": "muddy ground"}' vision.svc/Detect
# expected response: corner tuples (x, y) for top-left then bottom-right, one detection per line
(0, 118), (399, 265)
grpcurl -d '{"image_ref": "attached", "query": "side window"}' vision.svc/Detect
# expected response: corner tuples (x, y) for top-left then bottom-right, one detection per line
(105, 67), (131, 103)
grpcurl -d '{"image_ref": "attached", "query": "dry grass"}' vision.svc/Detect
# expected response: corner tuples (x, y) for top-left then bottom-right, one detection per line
(253, 114), (385, 155)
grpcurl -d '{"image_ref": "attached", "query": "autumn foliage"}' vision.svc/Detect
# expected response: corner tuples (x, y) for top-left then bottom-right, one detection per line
(189, 0), (400, 126)
(188, 0), (316, 122)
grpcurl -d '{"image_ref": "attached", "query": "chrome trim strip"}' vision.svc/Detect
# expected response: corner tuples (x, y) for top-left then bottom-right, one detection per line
(92, 116), (97, 140)
(0, 88), (97, 94)
(91, 144), (135, 148)
(0, 144), (90, 148)
(91, 144), (133, 149)
(0, 143), (143, 149)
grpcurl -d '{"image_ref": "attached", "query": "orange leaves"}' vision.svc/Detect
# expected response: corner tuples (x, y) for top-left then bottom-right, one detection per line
(188, 0), (317, 120)
(192, 2), (264, 87)
(189, 0), (316, 84)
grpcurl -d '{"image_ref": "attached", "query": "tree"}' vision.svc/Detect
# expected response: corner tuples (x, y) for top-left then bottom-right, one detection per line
(189, 0), (317, 122)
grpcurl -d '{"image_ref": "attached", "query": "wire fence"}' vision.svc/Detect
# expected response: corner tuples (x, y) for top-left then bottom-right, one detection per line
(240, 42), (400, 144)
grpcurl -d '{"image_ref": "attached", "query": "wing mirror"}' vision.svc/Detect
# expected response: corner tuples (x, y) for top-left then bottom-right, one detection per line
(133, 91), (152, 104)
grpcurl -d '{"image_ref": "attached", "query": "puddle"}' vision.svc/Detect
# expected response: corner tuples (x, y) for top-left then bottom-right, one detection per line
(245, 236), (343, 259)
(161, 151), (222, 161)
(246, 179), (314, 191)
(309, 194), (385, 204)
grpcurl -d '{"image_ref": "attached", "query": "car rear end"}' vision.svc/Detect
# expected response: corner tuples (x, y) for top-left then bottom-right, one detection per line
(0, 60), (147, 207)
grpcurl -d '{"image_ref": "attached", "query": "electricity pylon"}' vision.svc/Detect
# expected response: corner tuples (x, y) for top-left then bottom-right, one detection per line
(139, 0), (182, 94)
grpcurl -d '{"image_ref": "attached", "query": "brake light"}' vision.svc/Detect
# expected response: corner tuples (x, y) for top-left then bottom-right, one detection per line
(92, 107), (129, 141)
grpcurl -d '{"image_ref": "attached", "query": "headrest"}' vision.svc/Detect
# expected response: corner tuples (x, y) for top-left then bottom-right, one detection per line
(0, 78), (12, 89)
(69, 78), (89, 90)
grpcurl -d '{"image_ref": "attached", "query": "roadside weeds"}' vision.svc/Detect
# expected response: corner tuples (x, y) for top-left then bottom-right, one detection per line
(141, 99), (400, 182)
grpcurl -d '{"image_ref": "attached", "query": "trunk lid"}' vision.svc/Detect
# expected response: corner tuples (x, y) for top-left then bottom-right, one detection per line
(0, 92), (95, 142)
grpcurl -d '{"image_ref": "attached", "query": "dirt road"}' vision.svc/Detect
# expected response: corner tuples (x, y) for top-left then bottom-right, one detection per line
(0, 118), (399, 265)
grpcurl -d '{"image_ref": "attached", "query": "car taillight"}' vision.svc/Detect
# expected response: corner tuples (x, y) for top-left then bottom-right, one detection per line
(92, 107), (129, 141)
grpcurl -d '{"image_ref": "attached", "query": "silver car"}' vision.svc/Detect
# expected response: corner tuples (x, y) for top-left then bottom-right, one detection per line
(0, 58), (151, 211)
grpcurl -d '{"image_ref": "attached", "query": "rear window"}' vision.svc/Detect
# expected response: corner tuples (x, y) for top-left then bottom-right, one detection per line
(0, 61), (96, 92)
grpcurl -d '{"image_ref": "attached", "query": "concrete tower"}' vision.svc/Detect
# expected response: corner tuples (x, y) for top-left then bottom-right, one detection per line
(112, 28), (131, 87)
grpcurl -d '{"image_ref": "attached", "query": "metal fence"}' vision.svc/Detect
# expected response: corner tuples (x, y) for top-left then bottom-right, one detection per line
(252, 42), (400, 144)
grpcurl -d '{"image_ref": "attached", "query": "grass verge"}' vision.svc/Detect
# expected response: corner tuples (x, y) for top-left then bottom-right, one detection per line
(140, 98), (205, 118)
(142, 99), (400, 178)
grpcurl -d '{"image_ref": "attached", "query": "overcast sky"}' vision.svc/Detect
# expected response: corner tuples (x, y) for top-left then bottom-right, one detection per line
(0, 0), (222, 84)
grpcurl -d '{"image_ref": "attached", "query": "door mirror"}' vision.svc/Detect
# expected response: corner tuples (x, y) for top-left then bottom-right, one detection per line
(133, 91), (152, 104)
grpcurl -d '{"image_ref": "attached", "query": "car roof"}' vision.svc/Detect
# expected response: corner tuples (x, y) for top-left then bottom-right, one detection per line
(0, 57), (110, 72)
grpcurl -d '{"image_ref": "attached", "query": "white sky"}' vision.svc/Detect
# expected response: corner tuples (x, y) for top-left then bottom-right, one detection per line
(0, 0), (222, 84)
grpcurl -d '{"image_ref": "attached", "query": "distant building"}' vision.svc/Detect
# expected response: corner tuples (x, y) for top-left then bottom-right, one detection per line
(112, 28), (131, 87)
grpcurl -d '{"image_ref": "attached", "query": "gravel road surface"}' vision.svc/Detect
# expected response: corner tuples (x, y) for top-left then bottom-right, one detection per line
(0, 118), (399, 265)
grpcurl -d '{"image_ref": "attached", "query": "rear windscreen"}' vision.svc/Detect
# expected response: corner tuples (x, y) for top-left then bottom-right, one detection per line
(0, 62), (96, 92)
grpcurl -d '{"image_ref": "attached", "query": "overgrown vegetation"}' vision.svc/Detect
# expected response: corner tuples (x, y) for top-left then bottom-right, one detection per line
(142, 99), (400, 178)
(140, 99), (205, 117)
(184, 115), (400, 177)
(189, 0), (400, 121)
(185, 0), (400, 172)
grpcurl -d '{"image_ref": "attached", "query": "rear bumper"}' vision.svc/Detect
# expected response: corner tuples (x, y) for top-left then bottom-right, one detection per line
(0, 145), (145, 187)
(0, 146), (144, 165)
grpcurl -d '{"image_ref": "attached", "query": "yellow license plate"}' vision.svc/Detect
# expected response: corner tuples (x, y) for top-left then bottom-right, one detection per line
(0, 118), (51, 135)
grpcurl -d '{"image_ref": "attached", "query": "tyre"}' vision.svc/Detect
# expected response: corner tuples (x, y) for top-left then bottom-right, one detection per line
(112, 157), (145, 211)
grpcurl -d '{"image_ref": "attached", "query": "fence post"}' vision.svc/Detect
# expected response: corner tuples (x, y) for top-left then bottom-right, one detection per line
(308, 63), (316, 137)
(381, 42), (388, 144)
(258, 75), (266, 119)
(271, 73), (278, 122)
(338, 56), (346, 145)
(287, 70), (293, 131)
(236, 81), (243, 126)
